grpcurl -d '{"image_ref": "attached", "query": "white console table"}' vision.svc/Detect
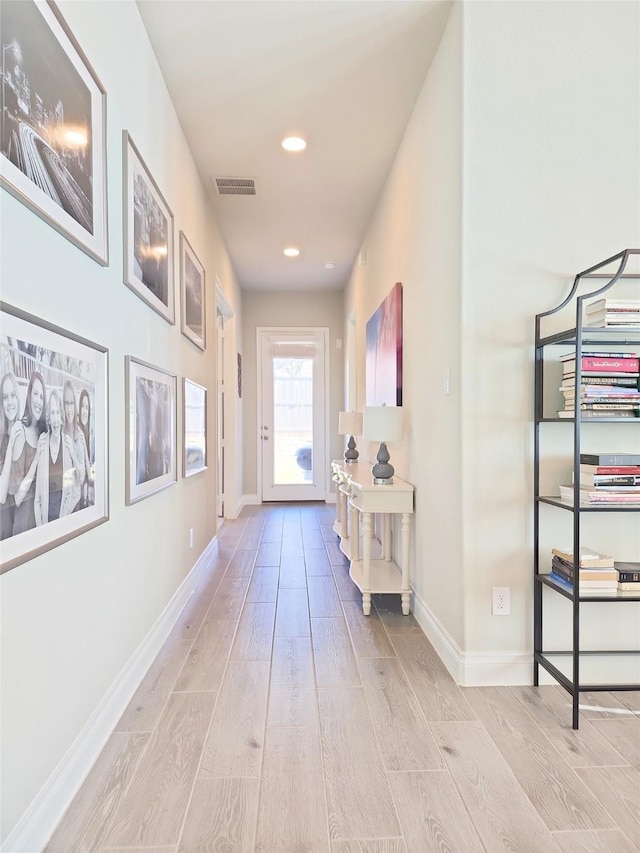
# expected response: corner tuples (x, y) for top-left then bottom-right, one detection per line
(330, 459), (414, 616)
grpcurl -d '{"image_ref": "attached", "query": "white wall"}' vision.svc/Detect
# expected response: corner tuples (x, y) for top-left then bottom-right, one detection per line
(346, 0), (640, 680)
(460, 0), (640, 661)
(241, 291), (345, 500)
(345, 1), (465, 650)
(0, 0), (239, 842)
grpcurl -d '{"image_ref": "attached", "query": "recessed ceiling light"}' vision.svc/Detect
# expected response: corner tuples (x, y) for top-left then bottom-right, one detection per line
(283, 247), (300, 257)
(282, 136), (307, 152)
(324, 262), (335, 269)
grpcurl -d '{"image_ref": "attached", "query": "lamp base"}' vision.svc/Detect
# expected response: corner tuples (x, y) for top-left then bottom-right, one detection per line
(344, 434), (359, 463)
(371, 442), (395, 483)
(372, 476), (394, 485)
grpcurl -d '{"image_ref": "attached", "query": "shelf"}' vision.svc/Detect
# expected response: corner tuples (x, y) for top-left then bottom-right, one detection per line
(535, 651), (640, 692)
(536, 574), (640, 601)
(537, 417), (639, 423)
(537, 496), (640, 512)
(349, 558), (404, 594)
(537, 327), (640, 347)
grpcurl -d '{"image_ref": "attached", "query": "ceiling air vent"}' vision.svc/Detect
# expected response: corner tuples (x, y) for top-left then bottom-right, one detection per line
(214, 177), (257, 196)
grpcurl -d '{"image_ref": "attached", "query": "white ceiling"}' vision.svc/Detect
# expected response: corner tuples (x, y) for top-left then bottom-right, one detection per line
(136, 0), (452, 292)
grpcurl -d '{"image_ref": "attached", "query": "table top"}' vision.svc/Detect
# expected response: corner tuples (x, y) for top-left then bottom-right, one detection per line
(331, 459), (414, 493)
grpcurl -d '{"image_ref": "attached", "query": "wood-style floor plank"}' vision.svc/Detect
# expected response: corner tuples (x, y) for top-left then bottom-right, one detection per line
(224, 549), (257, 578)
(45, 732), (150, 853)
(307, 576), (342, 618)
(358, 658), (444, 772)
(305, 548), (332, 575)
(311, 617), (361, 688)
(302, 530), (326, 550)
(332, 842), (407, 853)
(552, 828), (640, 852)
(271, 636), (316, 689)
(115, 639), (192, 733)
(200, 660), (270, 777)
(255, 726), (329, 852)
(391, 635), (477, 722)
(331, 564), (362, 602)
(430, 721), (561, 852)
(267, 685), (319, 728)
(256, 541), (281, 566)
(510, 686), (630, 767)
(230, 601), (276, 661)
(318, 687), (400, 841)
(101, 692), (215, 849)
(325, 540), (349, 566)
(588, 717), (640, 767)
(178, 777), (259, 853)
(388, 769), (485, 853)
(173, 619), (235, 693)
(465, 687), (616, 832)
(342, 601), (396, 658)
(206, 576), (250, 621)
(275, 587), (311, 637)
(172, 561), (228, 640)
(574, 765), (640, 848)
(246, 566), (279, 603)
(279, 555), (308, 588)
(373, 594), (422, 635)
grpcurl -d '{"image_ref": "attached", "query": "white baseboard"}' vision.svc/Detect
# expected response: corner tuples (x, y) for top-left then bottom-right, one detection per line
(411, 589), (532, 687)
(239, 494), (260, 512)
(3, 535), (219, 853)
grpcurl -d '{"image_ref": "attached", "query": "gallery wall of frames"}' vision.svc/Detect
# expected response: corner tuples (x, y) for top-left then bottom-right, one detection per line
(0, 0), (210, 575)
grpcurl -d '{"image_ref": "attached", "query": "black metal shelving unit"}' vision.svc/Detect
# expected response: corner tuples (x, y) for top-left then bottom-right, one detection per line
(533, 248), (640, 729)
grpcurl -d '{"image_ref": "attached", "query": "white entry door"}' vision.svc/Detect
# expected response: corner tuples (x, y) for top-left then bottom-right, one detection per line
(259, 328), (328, 502)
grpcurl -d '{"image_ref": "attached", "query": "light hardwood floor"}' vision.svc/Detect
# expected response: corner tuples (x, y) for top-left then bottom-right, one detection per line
(45, 504), (640, 853)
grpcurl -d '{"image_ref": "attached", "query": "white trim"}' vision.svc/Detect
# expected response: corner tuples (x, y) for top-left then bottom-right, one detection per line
(411, 588), (532, 687)
(4, 535), (219, 853)
(215, 277), (234, 318)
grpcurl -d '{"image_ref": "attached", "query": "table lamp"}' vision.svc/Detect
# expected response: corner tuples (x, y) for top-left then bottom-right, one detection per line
(363, 404), (403, 483)
(338, 410), (363, 463)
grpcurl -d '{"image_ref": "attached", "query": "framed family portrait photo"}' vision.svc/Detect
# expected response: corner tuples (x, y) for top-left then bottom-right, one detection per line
(123, 131), (175, 324)
(0, 302), (109, 574)
(0, 0), (108, 265)
(180, 232), (206, 350)
(125, 356), (176, 505)
(183, 378), (207, 478)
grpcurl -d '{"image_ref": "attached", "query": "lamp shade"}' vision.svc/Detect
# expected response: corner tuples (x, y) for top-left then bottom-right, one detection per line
(363, 405), (403, 443)
(338, 410), (363, 436)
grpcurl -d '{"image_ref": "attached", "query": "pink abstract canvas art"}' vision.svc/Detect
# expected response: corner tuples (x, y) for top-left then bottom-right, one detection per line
(365, 282), (403, 406)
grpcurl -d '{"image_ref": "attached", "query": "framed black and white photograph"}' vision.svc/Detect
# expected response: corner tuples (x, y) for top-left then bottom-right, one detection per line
(0, 0), (108, 265)
(123, 131), (175, 324)
(0, 302), (108, 574)
(183, 378), (207, 478)
(180, 232), (206, 350)
(126, 356), (176, 504)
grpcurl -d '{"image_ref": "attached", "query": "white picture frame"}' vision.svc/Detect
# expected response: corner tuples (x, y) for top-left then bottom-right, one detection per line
(180, 232), (206, 350)
(125, 356), (177, 504)
(183, 378), (207, 477)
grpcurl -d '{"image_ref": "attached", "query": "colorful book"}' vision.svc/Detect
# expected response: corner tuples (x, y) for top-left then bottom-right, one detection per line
(580, 465), (640, 475)
(551, 556), (618, 582)
(557, 410), (638, 419)
(579, 474), (640, 487)
(560, 351), (638, 360)
(561, 357), (639, 373)
(561, 376), (639, 387)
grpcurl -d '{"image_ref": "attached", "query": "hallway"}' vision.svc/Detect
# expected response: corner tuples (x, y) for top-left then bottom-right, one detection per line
(45, 504), (639, 852)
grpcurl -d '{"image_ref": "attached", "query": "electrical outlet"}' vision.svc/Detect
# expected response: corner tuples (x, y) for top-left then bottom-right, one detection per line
(492, 586), (510, 616)
(189, 528), (194, 548)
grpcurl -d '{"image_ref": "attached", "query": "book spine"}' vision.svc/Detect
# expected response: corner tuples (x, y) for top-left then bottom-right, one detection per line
(581, 454), (640, 465)
(617, 571), (640, 583)
(618, 582), (640, 591)
(579, 358), (639, 372)
(581, 466), (640, 474)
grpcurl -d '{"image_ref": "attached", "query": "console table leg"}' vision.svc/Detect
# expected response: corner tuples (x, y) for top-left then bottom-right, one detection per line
(362, 511), (372, 616)
(401, 512), (411, 615)
(349, 503), (359, 561)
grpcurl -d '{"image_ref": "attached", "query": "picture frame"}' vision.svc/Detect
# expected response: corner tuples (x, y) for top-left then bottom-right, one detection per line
(183, 378), (207, 478)
(0, 302), (109, 574)
(123, 131), (175, 324)
(0, 0), (108, 265)
(365, 282), (403, 406)
(180, 232), (206, 350)
(125, 356), (176, 505)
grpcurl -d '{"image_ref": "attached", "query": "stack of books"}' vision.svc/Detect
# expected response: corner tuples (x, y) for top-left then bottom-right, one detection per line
(550, 546), (618, 592)
(616, 561), (640, 592)
(584, 298), (640, 328)
(559, 452), (640, 506)
(558, 352), (640, 418)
